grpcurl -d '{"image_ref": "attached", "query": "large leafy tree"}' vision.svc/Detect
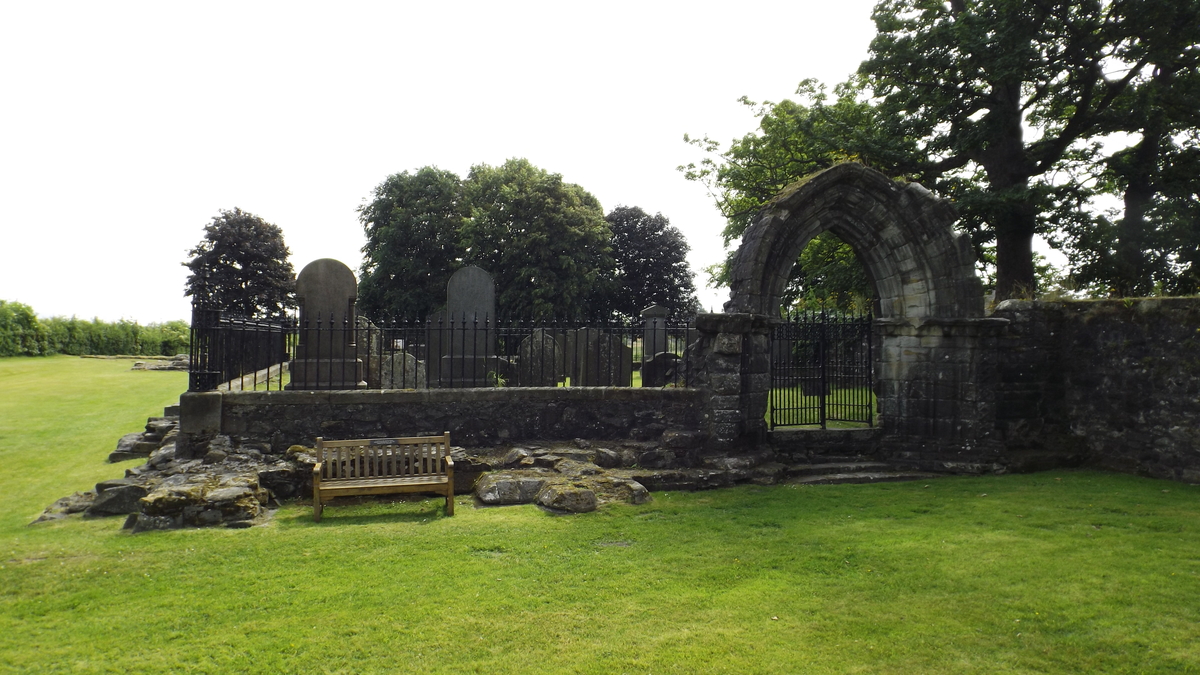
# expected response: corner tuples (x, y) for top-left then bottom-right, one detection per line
(601, 206), (700, 321)
(183, 208), (295, 319)
(681, 80), (902, 304)
(1060, 3), (1200, 296)
(857, 0), (1197, 299)
(688, 1), (1199, 301)
(358, 159), (618, 319)
(683, 80), (909, 251)
(357, 167), (467, 319)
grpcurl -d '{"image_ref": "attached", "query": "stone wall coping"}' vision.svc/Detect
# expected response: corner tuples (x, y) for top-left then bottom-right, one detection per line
(769, 427), (883, 442)
(197, 386), (703, 407)
(996, 297), (1200, 314)
(694, 312), (774, 334)
(876, 316), (1009, 335)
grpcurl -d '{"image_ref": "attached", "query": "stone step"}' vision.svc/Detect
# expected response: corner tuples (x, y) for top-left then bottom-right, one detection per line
(787, 462), (892, 476)
(788, 471), (941, 486)
(805, 455), (878, 464)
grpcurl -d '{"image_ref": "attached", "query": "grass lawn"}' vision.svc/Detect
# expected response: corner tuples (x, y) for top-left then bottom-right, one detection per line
(2, 356), (1199, 673)
(767, 386), (876, 429)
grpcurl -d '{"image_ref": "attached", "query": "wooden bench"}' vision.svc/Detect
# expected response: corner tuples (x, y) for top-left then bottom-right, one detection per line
(313, 432), (454, 521)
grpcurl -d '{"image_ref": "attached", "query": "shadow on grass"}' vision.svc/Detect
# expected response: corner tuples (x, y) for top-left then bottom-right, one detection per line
(278, 494), (452, 527)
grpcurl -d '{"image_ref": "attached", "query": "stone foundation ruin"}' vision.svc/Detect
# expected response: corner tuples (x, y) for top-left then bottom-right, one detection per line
(39, 163), (1200, 530)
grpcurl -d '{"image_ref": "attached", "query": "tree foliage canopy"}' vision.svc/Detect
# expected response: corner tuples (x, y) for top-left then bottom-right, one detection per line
(183, 208), (295, 319)
(358, 160), (700, 321)
(358, 167), (466, 319)
(601, 206), (701, 321)
(685, 0), (1200, 301)
(682, 80), (902, 294)
(460, 159), (613, 319)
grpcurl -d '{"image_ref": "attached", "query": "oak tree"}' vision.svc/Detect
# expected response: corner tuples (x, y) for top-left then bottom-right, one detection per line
(183, 208), (295, 319)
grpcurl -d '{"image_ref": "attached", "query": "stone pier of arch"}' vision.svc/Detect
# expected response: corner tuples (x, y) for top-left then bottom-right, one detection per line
(690, 163), (1010, 467)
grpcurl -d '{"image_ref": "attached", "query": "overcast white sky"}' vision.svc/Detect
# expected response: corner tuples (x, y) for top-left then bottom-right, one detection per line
(1, 1), (881, 324)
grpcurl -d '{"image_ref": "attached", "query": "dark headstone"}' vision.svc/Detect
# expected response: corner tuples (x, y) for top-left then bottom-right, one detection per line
(441, 266), (498, 387)
(641, 352), (681, 388)
(569, 328), (632, 386)
(516, 329), (563, 386)
(289, 258), (366, 389)
(640, 304), (670, 365)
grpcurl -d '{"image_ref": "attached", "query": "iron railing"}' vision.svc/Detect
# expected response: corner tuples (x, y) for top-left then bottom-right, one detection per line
(188, 307), (292, 392)
(768, 310), (874, 429)
(188, 310), (695, 392)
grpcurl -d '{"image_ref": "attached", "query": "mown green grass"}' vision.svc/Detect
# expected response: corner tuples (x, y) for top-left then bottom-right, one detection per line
(767, 385), (876, 428)
(2, 356), (1199, 673)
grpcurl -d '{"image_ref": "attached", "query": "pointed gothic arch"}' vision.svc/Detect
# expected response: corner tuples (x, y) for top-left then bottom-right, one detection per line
(725, 162), (982, 320)
(694, 163), (1002, 452)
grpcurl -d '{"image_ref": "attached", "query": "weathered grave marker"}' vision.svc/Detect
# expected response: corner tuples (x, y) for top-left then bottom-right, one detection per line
(640, 304), (670, 361)
(639, 304), (670, 386)
(288, 258), (366, 389)
(441, 266), (500, 387)
(516, 328), (563, 386)
(570, 328), (632, 386)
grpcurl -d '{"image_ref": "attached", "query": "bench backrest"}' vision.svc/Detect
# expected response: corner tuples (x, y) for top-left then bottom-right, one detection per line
(315, 432), (451, 482)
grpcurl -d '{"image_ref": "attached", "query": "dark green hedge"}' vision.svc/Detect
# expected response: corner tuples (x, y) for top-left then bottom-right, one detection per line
(0, 300), (189, 357)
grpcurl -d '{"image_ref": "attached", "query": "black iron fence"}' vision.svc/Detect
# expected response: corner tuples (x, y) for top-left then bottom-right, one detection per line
(769, 310), (874, 429)
(189, 308), (291, 392)
(188, 309), (695, 392)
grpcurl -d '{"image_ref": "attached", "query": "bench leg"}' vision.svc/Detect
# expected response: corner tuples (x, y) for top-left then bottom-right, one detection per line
(445, 487), (454, 516)
(313, 495), (323, 522)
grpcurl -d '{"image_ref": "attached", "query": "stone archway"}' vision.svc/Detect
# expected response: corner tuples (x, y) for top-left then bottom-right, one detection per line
(725, 162), (981, 320)
(693, 163), (1005, 455)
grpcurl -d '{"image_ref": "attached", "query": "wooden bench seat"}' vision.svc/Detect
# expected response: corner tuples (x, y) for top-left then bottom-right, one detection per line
(313, 432), (454, 521)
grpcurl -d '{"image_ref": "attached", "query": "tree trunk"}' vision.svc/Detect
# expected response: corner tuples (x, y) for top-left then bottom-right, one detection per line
(1113, 120), (1164, 297)
(994, 207), (1037, 300)
(980, 83), (1038, 301)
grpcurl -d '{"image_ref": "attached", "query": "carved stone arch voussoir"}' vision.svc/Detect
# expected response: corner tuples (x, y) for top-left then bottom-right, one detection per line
(724, 162), (983, 321)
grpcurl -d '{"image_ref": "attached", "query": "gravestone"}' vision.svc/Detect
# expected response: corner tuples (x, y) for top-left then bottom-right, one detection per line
(288, 258), (366, 389)
(569, 328), (632, 386)
(441, 266), (501, 387)
(516, 329), (563, 386)
(425, 309), (446, 385)
(378, 351), (427, 389)
(641, 351), (681, 388)
(640, 304), (671, 386)
(640, 304), (670, 363)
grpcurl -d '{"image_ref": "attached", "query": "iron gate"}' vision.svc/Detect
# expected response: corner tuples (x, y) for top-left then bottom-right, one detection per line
(769, 310), (874, 429)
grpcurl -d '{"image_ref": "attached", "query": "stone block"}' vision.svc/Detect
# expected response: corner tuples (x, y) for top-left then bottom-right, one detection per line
(711, 373), (740, 395)
(180, 391), (223, 435)
(536, 484), (597, 513)
(475, 474), (547, 505)
(85, 485), (148, 517)
(715, 333), (743, 355)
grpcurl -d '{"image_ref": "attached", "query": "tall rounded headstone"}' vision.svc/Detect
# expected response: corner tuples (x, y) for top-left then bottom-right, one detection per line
(288, 258), (366, 389)
(441, 266), (500, 387)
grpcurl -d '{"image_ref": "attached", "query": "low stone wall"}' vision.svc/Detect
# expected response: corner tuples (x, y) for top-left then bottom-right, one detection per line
(769, 428), (883, 461)
(993, 298), (1200, 481)
(179, 387), (704, 458)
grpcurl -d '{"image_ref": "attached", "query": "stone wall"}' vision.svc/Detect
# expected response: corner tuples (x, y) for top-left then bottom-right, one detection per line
(689, 313), (772, 451)
(993, 298), (1200, 480)
(178, 387), (704, 457)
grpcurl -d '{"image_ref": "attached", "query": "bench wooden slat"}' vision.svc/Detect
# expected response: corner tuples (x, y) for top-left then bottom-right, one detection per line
(313, 432), (454, 521)
(321, 476), (449, 491)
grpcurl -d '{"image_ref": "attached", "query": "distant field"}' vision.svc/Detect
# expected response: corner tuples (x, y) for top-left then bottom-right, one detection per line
(2, 356), (1198, 674)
